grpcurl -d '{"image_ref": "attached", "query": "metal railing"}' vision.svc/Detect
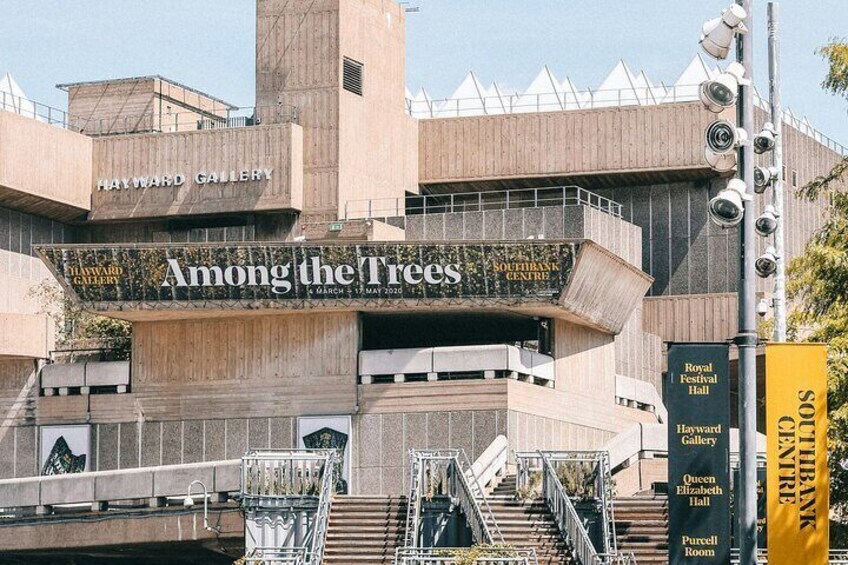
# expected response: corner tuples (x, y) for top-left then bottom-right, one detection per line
(517, 451), (634, 565)
(344, 186), (623, 221)
(540, 454), (605, 565)
(405, 83), (848, 157)
(730, 550), (848, 564)
(405, 449), (503, 548)
(245, 547), (311, 565)
(240, 449), (336, 565)
(395, 547), (539, 565)
(0, 90), (299, 137)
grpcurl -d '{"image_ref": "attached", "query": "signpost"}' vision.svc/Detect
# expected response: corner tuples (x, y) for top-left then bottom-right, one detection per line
(667, 343), (732, 564)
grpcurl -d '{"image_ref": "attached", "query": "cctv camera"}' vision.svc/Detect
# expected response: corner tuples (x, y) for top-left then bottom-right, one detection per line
(754, 166), (779, 193)
(755, 205), (779, 237)
(183, 496), (195, 508)
(700, 5), (748, 60)
(755, 246), (778, 278)
(757, 298), (770, 318)
(699, 62), (745, 113)
(705, 120), (747, 155)
(753, 123), (777, 154)
(708, 178), (749, 228)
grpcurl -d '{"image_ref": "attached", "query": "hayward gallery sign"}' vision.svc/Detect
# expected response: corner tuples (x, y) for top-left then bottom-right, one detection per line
(36, 242), (580, 307)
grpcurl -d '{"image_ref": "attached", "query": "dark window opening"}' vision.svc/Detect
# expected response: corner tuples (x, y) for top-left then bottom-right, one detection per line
(361, 312), (552, 354)
(343, 57), (364, 96)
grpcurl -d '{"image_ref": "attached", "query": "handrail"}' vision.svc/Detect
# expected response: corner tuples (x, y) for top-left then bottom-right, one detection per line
(344, 185), (623, 221)
(241, 449), (332, 504)
(404, 450), (424, 548)
(308, 450), (336, 564)
(245, 547), (311, 565)
(456, 449), (504, 543)
(395, 547), (539, 565)
(539, 454), (603, 565)
(405, 449), (502, 548)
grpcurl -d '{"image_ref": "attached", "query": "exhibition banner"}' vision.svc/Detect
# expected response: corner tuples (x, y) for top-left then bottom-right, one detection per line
(766, 343), (829, 564)
(667, 343), (731, 564)
(36, 241), (579, 306)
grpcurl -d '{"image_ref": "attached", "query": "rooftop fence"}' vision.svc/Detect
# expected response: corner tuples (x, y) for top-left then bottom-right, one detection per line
(343, 186), (623, 221)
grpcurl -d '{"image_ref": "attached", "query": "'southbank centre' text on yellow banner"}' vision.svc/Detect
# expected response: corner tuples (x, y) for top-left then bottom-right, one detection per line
(766, 343), (829, 564)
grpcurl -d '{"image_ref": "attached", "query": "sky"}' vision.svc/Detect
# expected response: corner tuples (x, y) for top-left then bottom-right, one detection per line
(1, 0), (846, 143)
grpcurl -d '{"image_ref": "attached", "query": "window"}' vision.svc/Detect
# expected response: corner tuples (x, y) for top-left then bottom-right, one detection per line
(792, 170), (798, 187)
(343, 57), (364, 96)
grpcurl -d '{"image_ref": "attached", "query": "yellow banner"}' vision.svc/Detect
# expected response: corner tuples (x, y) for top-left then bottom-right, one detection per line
(766, 343), (829, 564)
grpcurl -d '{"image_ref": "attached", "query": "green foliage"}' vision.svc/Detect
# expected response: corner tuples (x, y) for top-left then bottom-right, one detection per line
(800, 39), (848, 198)
(556, 461), (598, 501)
(28, 280), (131, 359)
(438, 544), (519, 565)
(819, 38), (848, 102)
(515, 471), (542, 501)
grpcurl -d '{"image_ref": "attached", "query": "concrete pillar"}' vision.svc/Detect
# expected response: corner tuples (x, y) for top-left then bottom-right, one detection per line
(91, 501), (107, 512)
(149, 497), (166, 508)
(36, 505), (53, 515)
(484, 370), (495, 379)
(427, 373), (438, 381)
(361, 375), (373, 384)
(393, 374), (405, 383)
(80, 386), (91, 395)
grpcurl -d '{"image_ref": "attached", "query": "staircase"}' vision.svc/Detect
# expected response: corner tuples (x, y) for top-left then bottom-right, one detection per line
(613, 495), (669, 565)
(323, 495), (408, 565)
(486, 475), (575, 565)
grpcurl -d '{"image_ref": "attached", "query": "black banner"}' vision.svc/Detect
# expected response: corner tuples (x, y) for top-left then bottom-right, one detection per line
(731, 464), (767, 548)
(36, 242), (579, 306)
(667, 343), (731, 565)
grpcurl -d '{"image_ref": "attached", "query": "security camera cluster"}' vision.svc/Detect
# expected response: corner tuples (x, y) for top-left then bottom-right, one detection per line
(699, 3), (781, 285)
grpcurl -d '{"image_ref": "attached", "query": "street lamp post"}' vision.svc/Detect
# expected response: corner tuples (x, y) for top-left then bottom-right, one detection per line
(735, 0), (759, 563)
(768, 2), (786, 342)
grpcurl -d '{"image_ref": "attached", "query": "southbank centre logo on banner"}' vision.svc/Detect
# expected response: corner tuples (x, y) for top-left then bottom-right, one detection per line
(766, 343), (829, 565)
(667, 343), (731, 564)
(35, 242), (579, 306)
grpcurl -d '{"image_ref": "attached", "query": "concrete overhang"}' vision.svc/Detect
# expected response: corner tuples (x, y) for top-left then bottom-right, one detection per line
(418, 101), (734, 191)
(0, 313), (49, 359)
(0, 111), (91, 222)
(36, 239), (652, 334)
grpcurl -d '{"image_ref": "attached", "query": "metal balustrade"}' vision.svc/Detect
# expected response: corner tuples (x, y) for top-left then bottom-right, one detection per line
(240, 449), (337, 565)
(245, 547), (312, 564)
(517, 451), (635, 565)
(344, 186), (623, 222)
(404, 449), (503, 549)
(395, 547), (539, 565)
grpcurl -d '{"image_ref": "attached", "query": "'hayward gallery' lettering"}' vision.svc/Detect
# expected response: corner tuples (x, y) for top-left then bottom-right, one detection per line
(97, 168), (273, 191)
(160, 256), (463, 295)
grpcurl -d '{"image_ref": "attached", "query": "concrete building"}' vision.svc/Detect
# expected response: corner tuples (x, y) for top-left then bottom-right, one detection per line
(0, 1), (844, 563)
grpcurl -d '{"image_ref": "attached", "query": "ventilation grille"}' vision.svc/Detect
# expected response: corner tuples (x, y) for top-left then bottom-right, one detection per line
(343, 57), (364, 96)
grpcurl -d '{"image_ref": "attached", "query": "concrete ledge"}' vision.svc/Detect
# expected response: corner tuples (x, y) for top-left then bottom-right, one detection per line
(94, 468), (154, 501)
(41, 363), (85, 390)
(213, 461), (241, 493)
(40, 474), (95, 506)
(0, 479), (40, 507)
(153, 463), (215, 498)
(85, 361), (130, 387)
(0, 459), (240, 511)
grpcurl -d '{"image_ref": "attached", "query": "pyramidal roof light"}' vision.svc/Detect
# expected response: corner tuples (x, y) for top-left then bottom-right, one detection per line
(0, 72), (39, 120)
(484, 82), (507, 115)
(409, 87), (435, 118)
(592, 60), (641, 108)
(560, 77), (585, 110)
(663, 54), (714, 103)
(435, 71), (489, 118)
(515, 66), (563, 113)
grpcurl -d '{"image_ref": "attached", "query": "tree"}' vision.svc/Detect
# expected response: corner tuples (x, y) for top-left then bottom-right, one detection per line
(29, 281), (131, 361)
(789, 37), (848, 538)
(801, 38), (848, 198)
